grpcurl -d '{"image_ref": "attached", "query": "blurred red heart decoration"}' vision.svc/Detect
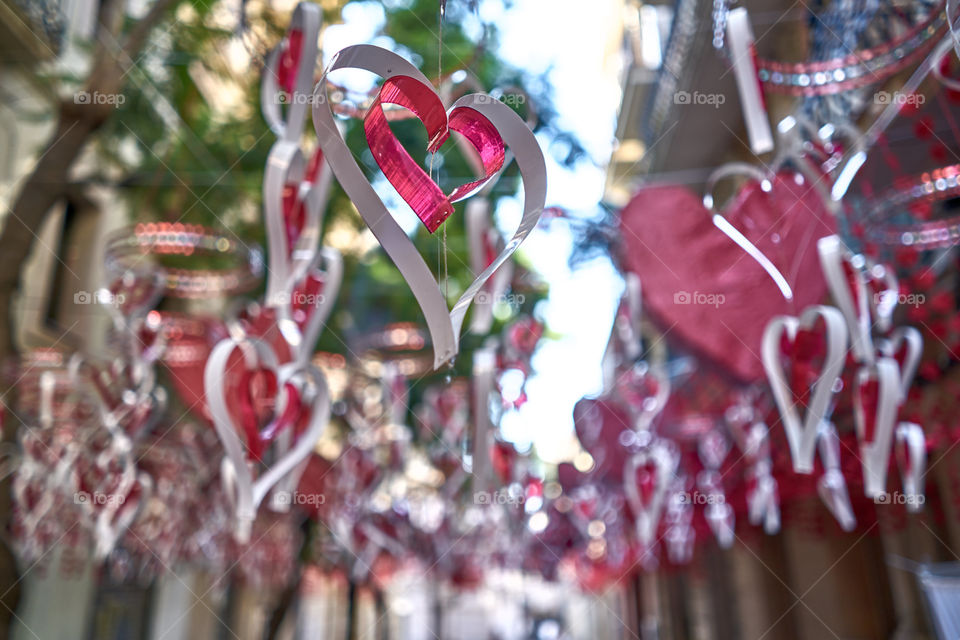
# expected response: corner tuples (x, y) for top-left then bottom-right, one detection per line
(620, 172), (835, 383)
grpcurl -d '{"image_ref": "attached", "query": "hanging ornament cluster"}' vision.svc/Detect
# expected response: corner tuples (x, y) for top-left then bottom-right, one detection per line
(3, 1), (554, 593)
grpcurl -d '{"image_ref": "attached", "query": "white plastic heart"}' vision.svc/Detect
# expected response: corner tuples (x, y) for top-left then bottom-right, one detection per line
(312, 45), (547, 369)
(762, 304), (848, 473)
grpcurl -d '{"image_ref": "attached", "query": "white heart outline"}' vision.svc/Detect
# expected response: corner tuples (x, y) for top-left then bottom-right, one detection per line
(11, 459), (56, 558)
(895, 422), (926, 513)
(623, 438), (679, 547)
(817, 235), (874, 363)
(880, 326), (923, 400)
(66, 423), (146, 560)
(616, 363), (670, 433)
(853, 357), (902, 498)
(762, 304), (848, 473)
(311, 44), (547, 369)
(204, 336), (330, 542)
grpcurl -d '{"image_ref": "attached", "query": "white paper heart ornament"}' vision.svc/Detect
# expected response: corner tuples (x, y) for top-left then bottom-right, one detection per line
(880, 326), (923, 400)
(312, 45), (547, 369)
(762, 305), (848, 473)
(623, 436), (679, 547)
(204, 337), (330, 541)
(853, 357), (902, 498)
(818, 235), (873, 363)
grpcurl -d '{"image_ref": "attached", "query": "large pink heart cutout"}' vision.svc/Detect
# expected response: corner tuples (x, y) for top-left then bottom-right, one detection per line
(620, 172), (835, 383)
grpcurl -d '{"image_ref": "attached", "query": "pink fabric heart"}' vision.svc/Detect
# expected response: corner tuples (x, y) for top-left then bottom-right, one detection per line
(364, 75), (505, 233)
(620, 172), (835, 383)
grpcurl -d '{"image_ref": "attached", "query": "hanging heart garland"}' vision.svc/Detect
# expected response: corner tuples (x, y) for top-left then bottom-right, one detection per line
(762, 305), (848, 473)
(747, 457), (781, 534)
(312, 45), (547, 369)
(853, 357), (902, 498)
(723, 395), (781, 533)
(204, 336), (330, 541)
(816, 421), (857, 532)
(697, 431), (735, 548)
(661, 476), (696, 566)
(266, 363), (332, 512)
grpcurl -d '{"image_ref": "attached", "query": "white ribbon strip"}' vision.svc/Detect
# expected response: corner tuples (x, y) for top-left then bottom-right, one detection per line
(725, 8), (774, 155)
(895, 422), (927, 513)
(853, 357), (902, 498)
(817, 235), (873, 364)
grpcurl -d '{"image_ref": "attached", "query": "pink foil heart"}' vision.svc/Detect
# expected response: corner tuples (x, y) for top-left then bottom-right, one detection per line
(621, 172), (835, 383)
(364, 75), (505, 233)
